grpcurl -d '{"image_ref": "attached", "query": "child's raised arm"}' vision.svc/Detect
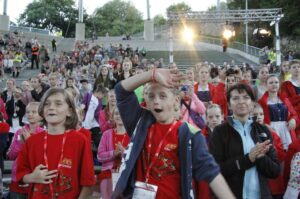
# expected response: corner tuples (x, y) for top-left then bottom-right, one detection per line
(121, 69), (185, 92)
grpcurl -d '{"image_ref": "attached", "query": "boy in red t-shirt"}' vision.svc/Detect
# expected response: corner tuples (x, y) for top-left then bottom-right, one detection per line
(113, 68), (235, 199)
(16, 88), (95, 199)
(252, 103), (286, 198)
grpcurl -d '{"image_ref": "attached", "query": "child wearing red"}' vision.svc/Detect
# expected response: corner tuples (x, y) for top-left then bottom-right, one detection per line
(258, 75), (298, 150)
(197, 104), (224, 199)
(252, 103), (286, 198)
(7, 102), (44, 198)
(113, 68), (235, 199)
(97, 107), (130, 199)
(16, 88), (95, 199)
(194, 65), (228, 116)
(280, 59), (300, 137)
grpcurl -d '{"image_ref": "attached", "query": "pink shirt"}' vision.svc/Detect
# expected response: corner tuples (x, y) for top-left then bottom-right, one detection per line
(7, 125), (44, 181)
(181, 93), (206, 127)
(97, 129), (115, 171)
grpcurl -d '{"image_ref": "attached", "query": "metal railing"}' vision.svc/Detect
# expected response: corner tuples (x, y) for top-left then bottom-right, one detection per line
(9, 25), (50, 35)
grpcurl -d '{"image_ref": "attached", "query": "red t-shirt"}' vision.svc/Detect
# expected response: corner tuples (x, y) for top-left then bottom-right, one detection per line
(78, 127), (92, 142)
(136, 121), (182, 199)
(112, 130), (130, 169)
(16, 130), (95, 199)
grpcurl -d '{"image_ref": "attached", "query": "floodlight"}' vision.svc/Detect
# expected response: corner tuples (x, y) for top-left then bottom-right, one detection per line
(182, 27), (194, 44)
(222, 29), (235, 40)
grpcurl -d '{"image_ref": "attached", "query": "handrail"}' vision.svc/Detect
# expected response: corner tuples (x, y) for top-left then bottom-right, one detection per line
(9, 25), (50, 35)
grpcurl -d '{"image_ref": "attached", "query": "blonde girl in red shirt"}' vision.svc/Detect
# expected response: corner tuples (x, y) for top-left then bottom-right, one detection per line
(16, 88), (95, 199)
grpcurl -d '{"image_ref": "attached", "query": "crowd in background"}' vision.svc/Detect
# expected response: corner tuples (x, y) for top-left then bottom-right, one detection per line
(0, 32), (300, 199)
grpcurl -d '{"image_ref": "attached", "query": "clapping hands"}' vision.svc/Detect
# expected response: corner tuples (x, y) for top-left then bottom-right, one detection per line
(249, 140), (272, 162)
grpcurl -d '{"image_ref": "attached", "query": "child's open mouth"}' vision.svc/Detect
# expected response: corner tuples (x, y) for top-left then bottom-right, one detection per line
(154, 108), (163, 113)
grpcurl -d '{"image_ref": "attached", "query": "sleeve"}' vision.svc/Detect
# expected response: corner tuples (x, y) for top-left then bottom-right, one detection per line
(271, 131), (286, 162)
(255, 146), (280, 179)
(97, 131), (114, 163)
(192, 132), (220, 183)
(115, 82), (143, 136)
(7, 130), (23, 160)
(209, 125), (255, 178)
(16, 141), (32, 183)
(254, 126), (280, 179)
(191, 93), (206, 115)
(80, 136), (96, 186)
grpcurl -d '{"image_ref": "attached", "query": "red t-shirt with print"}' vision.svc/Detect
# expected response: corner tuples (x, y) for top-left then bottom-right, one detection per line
(16, 130), (95, 199)
(112, 131), (130, 169)
(136, 121), (182, 199)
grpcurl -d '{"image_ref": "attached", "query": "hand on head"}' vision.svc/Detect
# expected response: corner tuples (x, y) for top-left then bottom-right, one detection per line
(153, 69), (186, 88)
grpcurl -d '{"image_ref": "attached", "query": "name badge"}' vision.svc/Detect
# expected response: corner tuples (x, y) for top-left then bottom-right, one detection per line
(132, 181), (158, 199)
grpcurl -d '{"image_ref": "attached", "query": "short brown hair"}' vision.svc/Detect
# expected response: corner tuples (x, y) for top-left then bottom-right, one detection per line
(38, 88), (78, 130)
(290, 59), (300, 67)
(227, 83), (255, 103)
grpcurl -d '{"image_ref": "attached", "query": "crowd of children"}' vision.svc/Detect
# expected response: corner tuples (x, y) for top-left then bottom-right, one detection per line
(1, 33), (300, 198)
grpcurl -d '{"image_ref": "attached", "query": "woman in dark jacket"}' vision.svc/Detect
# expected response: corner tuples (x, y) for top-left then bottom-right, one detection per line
(209, 83), (280, 199)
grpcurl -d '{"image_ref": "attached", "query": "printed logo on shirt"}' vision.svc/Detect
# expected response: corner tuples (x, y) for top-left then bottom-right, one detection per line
(59, 158), (72, 169)
(164, 144), (177, 151)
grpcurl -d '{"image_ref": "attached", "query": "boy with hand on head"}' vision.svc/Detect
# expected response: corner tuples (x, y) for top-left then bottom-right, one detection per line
(113, 68), (235, 199)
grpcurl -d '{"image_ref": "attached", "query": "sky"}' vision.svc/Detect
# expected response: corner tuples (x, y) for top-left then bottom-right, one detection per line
(0, 0), (219, 23)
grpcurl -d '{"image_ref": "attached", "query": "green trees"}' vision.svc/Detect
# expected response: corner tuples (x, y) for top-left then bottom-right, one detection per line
(18, 0), (82, 37)
(166, 2), (191, 13)
(90, 0), (143, 36)
(18, 0), (143, 37)
(153, 15), (167, 27)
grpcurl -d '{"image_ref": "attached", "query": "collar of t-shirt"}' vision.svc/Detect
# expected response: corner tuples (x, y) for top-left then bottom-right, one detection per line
(290, 78), (300, 88)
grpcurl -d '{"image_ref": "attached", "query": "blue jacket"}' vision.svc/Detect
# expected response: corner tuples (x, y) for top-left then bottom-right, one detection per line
(113, 83), (220, 199)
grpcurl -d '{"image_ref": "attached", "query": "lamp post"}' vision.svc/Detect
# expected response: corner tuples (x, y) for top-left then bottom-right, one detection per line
(3, 0), (7, 15)
(78, 0), (83, 23)
(169, 23), (174, 63)
(275, 17), (281, 66)
(245, 0), (249, 53)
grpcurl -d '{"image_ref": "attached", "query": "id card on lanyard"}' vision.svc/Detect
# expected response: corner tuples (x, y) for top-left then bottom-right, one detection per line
(43, 132), (68, 199)
(132, 121), (180, 199)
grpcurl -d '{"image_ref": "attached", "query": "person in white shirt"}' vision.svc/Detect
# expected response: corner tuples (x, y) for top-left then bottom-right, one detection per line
(82, 85), (108, 163)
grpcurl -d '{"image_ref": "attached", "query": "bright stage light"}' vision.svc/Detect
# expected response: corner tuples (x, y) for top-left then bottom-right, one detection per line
(182, 27), (194, 44)
(222, 29), (235, 40)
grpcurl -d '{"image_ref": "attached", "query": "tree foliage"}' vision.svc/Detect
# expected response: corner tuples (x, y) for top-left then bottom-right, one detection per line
(153, 15), (167, 27)
(208, 2), (228, 11)
(91, 0), (143, 36)
(167, 2), (192, 13)
(18, 0), (85, 37)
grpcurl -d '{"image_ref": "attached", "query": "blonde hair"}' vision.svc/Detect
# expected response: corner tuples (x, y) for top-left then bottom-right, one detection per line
(205, 103), (223, 116)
